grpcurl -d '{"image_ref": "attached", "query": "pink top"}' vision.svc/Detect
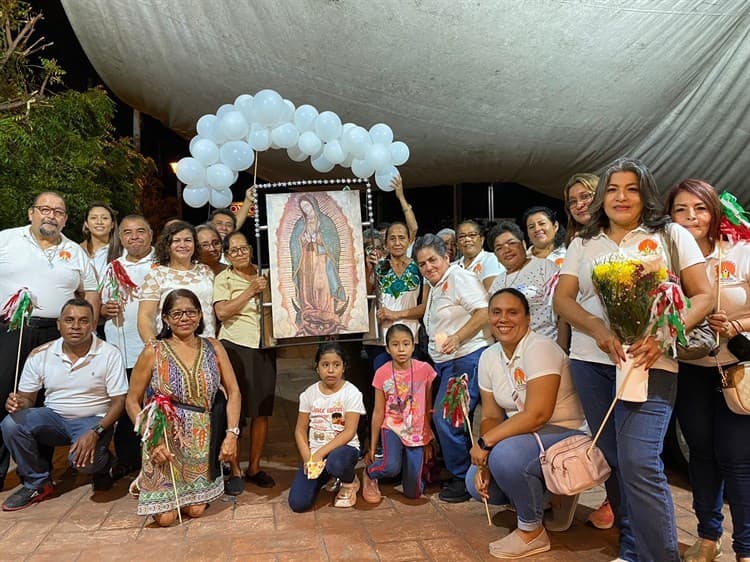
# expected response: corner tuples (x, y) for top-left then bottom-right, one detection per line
(373, 359), (436, 446)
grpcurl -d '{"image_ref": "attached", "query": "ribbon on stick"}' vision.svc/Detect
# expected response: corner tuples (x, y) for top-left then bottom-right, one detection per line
(1, 288), (36, 394)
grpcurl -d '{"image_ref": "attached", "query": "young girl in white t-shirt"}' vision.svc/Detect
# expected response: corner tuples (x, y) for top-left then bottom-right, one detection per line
(362, 324), (436, 503)
(288, 343), (366, 512)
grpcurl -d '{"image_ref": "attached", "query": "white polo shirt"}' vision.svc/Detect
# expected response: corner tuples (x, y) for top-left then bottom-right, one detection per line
(458, 250), (504, 284)
(479, 332), (585, 430)
(103, 249), (155, 368)
(425, 264), (490, 363)
(560, 223), (704, 372)
(0, 226), (98, 319)
(19, 335), (128, 419)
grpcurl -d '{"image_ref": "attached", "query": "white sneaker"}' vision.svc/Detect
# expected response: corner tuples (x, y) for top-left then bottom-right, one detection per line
(323, 476), (341, 493)
(334, 476), (360, 508)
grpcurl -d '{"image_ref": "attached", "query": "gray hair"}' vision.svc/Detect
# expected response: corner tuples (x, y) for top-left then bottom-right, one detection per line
(436, 228), (456, 240)
(413, 233), (448, 258)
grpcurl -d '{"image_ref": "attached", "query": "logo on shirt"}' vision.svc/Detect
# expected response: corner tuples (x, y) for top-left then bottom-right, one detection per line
(554, 257), (565, 267)
(637, 239), (658, 255)
(58, 250), (71, 261)
(441, 281), (449, 293)
(473, 263), (482, 274)
(719, 261), (737, 282)
(513, 367), (526, 387)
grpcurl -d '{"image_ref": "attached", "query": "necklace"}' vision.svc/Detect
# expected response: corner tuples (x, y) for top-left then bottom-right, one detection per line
(391, 360), (414, 411)
(505, 259), (531, 288)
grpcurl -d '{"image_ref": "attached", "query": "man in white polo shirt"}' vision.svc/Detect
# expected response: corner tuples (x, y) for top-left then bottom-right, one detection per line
(1, 298), (127, 511)
(0, 192), (100, 488)
(101, 214), (154, 480)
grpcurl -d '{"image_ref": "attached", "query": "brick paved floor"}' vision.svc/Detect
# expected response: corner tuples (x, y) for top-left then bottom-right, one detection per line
(0, 357), (733, 561)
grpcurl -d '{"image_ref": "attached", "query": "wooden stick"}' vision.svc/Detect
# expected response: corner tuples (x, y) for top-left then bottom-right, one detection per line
(461, 401), (492, 526)
(163, 437), (182, 524)
(12, 319), (25, 395)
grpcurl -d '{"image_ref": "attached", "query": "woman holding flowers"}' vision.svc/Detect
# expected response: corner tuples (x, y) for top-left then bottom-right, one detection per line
(553, 157), (713, 562)
(666, 179), (750, 562)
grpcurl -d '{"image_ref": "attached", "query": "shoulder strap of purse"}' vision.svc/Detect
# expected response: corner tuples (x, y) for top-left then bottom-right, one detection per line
(499, 353), (546, 454)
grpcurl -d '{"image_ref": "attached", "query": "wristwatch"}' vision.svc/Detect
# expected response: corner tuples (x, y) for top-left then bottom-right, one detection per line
(477, 437), (493, 451)
(91, 423), (105, 436)
(226, 427), (241, 436)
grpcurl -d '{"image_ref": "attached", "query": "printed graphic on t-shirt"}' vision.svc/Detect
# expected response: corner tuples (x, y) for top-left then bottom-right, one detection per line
(513, 367), (526, 387)
(637, 238), (658, 255)
(309, 398), (345, 446)
(720, 261), (737, 282)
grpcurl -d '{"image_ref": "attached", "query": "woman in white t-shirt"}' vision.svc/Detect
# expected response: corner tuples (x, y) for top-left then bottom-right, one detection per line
(467, 288), (585, 559)
(80, 201), (121, 282)
(289, 343), (366, 512)
(456, 219), (503, 291)
(553, 157), (714, 562)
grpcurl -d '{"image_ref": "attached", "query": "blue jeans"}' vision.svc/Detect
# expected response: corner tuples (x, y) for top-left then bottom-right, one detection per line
(676, 361), (750, 557)
(1, 407), (113, 489)
(288, 445), (359, 513)
(432, 347), (485, 480)
(465, 426), (584, 531)
(570, 360), (679, 562)
(366, 428), (425, 499)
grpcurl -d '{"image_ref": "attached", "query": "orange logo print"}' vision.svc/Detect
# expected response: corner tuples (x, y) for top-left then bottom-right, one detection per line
(554, 257), (565, 267)
(441, 281), (449, 293)
(638, 239), (658, 254)
(58, 250), (71, 261)
(473, 263), (483, 274)
(513, 367), (526, 386)
(721, 261), (737, 280)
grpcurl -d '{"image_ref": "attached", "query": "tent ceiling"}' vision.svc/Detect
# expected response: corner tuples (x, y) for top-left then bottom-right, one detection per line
(61, 1), (750, 200)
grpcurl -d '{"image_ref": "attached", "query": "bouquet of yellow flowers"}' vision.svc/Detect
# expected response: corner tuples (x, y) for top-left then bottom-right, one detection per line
(591, 253), (689, 355)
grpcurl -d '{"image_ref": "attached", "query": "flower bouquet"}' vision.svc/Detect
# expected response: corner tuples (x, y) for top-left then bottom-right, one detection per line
(591, 253), (688, 401)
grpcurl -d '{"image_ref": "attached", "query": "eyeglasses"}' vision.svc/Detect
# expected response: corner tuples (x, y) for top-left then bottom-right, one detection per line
(32, 206), (67, 218)
(167, 309), (200, 321)
(494, 239), (522, 251)
(227, 245), (250, 257)
(199, 240), (222, 249)
(457, 232), (480, 241)
(568, 192), (594, 209)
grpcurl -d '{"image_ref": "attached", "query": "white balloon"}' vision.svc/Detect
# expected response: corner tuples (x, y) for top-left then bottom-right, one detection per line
(365, 143), (392, 172)
(287, 145), (307, 162)
(294, 104), (319, 132)
(342, 122), (356, 136)
(315, 111), (343, 142)
(340, 152), (355, 168)
(253, 89), (285, 126)
(375, 166), (399, 191)
(189, 134), (206, 153)
(206, 163), (234, 190)
(196, 115), (225, 144)
(190, 138), (219, 166)
(183, 185), (210, 208)
(345, 126), (371, 158)
(234, 93), (253, 107)
(219, 140), (255, 171)
(323, 140), (346, 164)
(216, 103), (235, 118)
(176, 157), (206, 185)
(219, 111), (249, 141)
(280, 99), (295, 124)
(234, 94), (255, 123)
(311, 154), (335, 173)
(298, 131), (322, 156)
(248, 126), (271, 151)
(271, 122), (300, 149)
(209, 187), (233, 208)
(351, 158), (375, 179)
(369, 123), (394, 145)
(390, 141), (410, 166)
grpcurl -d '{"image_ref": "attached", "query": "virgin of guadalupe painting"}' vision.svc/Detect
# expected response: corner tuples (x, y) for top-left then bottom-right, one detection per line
(266, 190), (369, 338)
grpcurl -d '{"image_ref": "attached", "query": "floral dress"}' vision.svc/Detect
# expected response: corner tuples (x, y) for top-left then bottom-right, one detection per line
(136, 338), (223, 515)
(376, 260), (423, 343)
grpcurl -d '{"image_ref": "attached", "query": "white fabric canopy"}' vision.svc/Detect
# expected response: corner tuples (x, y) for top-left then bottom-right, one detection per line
(62, 0), (750, 199)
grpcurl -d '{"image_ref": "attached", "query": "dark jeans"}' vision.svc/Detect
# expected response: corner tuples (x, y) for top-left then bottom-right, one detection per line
(113, 368), (141, 470)
(288, 445), (359, 513)
(366, 428), (425, 498)
(570, 359), (679, 562)
(0, 322), (59, 486)
(676, 361), (750, 557)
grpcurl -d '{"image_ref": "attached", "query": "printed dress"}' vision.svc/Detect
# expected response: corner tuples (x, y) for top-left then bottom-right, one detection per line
(136, 338), (224, 515)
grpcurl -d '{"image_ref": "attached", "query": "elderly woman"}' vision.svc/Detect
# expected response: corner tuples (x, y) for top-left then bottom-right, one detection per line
(196, 223), (226, 276)
(437, 228), (458, 262)
(213, 231), (276, 493)
(487, 221), (562, 344)
(523, 206), (567, 266)
(137, 221), (216, 341)
(553, 157), (714, 562)
(126, 289), (241, 526)
(456, 219), (503, 291)
(666, 179), (750, 562)
(414, 233), (489, 502)
(467, 288), (586, 558)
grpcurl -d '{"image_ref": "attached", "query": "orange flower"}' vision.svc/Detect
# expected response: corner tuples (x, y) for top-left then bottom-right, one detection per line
(638, 239), (658, 254)
(58, 250), (71, 261)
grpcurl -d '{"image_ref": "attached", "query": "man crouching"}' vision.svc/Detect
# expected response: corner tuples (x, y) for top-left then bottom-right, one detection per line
(1, 298), (127, 511)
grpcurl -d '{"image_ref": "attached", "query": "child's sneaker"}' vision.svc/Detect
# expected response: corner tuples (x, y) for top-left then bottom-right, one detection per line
(323, 476), (341, 493)
(334, 476), (359, 508)
(361, 471), (382, 504)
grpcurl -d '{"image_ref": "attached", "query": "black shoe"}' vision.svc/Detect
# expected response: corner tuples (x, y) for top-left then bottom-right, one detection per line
(224, 475), (244, 496)
(438, 478), (470, 503)
(2, 483), (54, 511)
(244, 470), (275, 488)
(374, 444), (384, 459)
(92, 470), (114, 492)
(110, 463), (137, 482)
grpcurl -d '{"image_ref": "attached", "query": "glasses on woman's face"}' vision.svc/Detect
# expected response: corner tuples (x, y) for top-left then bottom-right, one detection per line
(199, 240), (222, 250)
(227, 245), (250, 257)
(568, 192), (594, 209)
(167, 309), (200, 321)
(494, 238), (522, 252)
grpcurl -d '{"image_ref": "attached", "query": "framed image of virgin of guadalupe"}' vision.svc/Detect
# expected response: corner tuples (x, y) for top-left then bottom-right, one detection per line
(266, 190), (369, 338)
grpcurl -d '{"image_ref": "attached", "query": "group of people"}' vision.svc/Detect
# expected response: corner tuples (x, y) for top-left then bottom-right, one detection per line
(0, 156), (747, 562)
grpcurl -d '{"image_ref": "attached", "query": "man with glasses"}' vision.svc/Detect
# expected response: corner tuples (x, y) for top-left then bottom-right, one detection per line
(100, 215), (154, 480)
(0, 192), (99, 488)
(1, 299), (127, 510)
